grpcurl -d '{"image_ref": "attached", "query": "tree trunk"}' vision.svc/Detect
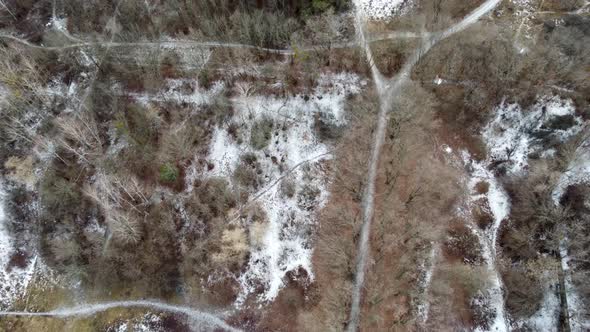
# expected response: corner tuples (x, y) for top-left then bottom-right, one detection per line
(557, 251), (572, 332)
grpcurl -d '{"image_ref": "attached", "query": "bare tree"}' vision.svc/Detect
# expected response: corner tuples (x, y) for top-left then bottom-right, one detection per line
(84, 172), (150, 246)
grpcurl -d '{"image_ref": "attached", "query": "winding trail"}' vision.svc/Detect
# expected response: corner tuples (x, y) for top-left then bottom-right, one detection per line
(0, 6), (237, 332)
(346, 4), (390, 330)
(347, 1), (501, 331)
(0, 34), (307, 54)
(0, 34), (346, 54)
(0, 300), (240, 332)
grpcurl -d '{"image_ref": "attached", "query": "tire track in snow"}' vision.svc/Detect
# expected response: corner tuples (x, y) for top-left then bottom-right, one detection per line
(0, 300), (240, 332)
(347, 1), (501, 331)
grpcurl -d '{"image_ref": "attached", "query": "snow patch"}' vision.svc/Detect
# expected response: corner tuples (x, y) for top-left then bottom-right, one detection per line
(130, 79), (225, 107)
(207, 128), (243, 177)
(110, 313), (164, 331)
(463, 153), (510, 257)
(452, 95), (584, 331)
(0, 182), (37, 309)
(552, 141), (590, 204)
(204, 72), (362, 304)
(441, 144), (453, 154)
(483, 96), (583, 174)
(461, 151), (509, 332)
(560, 244), (590, 331)
(527, 283), (560, 332)
(357, 0), (412, 19)
(47, 16), (68, 31)
(416, 245), (437, 325)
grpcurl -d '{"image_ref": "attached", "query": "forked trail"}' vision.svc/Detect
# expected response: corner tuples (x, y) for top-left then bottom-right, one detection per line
(0, 1), (504, 330)
(347, 1), (502, 331)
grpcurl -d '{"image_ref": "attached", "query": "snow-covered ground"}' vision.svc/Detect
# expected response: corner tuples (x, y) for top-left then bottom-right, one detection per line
(131, 79), (225, 107)
(552, 133), (590, 331)
(0, 182), (37, 309)
(111, 313), (163, 332)
(482, 96), (583, 175)
(451, 95), (587, 331)
(526, 280), (560, 332)
(552, 141), (590, 204)
(461, 151), (509, 332)
(203, 72), (364, 304)
(415, 245), (438, 326)
(511, 0), (537, 53)
(356, 0), (412, 19)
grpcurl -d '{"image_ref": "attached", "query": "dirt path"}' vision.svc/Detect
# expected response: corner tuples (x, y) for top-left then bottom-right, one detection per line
(346, 1), (501, 331)
(0, 300), (240, 332)
(0, 33), (423, 54)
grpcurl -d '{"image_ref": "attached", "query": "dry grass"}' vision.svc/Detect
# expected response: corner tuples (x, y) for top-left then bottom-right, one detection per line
(212, 227), (249, 265)
(248, 221), (268, 249)
(369, 38), (419, 77)
(539, 0), (586, 11)
(4, 155), (36, 186)
(365, 0), (486, 34)
(425, 262), (491, 330)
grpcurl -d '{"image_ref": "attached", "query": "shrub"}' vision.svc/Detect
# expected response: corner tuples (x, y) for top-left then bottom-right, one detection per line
(198, 68), (211, 89)
(502, 268), (544, 318)
(280, 179), (296, 198)
(370, 39), (418, 77)
(47, 231), (81, 266)
(297, 184), (320, 211)
(160, 123), (204, 162)
(444, 223), (484, 264)
(471, 200), (494, 229)
(227, 121), (241, 141)
(187, 178), (237, 220)
(250, 117), (274, 150)
(474, 181), (489, 194)
(40, 170), (81, 220)
(117, 105), (159, 147)
(314, 113), (343, 141)
(159, 164), (179, 183)
(210, 95), (234, 124)
(242, 152), (258, 165)
(233, 163), (261, 190)
(498, 224), (538, 262)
